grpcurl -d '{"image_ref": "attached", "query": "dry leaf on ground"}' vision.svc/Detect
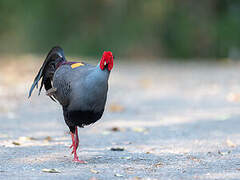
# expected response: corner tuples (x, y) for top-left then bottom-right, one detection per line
(131, 177), (142, 180)
(19, 136), (36, 141)
(109, 126), (126, 132)
(120, 156), (131, 160)
(90, 169), (99, 174)
(111, 127), (121, 131)
(111, 147), (125, 151)
(154, 162), (164, 167)
(218, 150), (231, 156)
(44, 136), (52, 141)
(114, 173), (123, 177)
(12, 141), (21, 146)
(132, 127), (148, 133)
(187, 156), (201, 163)
(42, 168), (61, 173)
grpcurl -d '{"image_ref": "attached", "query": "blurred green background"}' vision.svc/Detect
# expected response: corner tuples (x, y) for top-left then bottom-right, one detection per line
(0, 0), (240, 59)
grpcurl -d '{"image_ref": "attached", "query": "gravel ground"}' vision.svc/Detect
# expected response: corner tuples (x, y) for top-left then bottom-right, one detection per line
(1, 58), (240, 180)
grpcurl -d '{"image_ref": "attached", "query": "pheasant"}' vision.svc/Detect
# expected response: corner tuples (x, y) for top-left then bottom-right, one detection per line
(29, 46), (113, 163)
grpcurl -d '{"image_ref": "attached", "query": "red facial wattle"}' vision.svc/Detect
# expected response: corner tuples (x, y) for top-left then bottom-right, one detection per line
(100, 51), (114, 71)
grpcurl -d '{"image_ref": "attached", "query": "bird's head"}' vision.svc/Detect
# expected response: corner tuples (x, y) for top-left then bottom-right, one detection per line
(100, 51), (114, 71)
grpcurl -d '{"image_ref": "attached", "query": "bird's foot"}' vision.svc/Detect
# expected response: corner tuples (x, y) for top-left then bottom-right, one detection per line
(73, 157), (87, 164)
(69, 142), (79, 154)
(69, 144), (74, 154)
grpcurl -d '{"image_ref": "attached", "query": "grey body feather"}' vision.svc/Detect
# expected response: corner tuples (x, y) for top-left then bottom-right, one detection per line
(29, 46), (111, 132)
(53, 64), (110, 113)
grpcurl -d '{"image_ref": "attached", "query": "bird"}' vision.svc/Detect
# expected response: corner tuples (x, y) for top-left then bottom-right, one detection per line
(28, 46), (113, 163)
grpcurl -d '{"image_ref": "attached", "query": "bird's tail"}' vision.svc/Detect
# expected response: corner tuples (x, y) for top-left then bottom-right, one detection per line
(28, 46), (66, 100)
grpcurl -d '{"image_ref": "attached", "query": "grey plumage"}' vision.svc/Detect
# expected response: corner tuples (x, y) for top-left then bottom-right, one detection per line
(53, 63), (109, 111)
(29, 46), (113, 162)
(29, 46), (112, 132)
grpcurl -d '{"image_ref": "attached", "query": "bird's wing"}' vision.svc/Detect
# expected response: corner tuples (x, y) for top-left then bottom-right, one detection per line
(52, 65), (72, 106)
(52, 61), (94, 106)
(28, 46), (66, 102)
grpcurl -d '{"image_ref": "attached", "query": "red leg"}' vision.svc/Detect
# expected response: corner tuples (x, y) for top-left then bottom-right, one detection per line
(75, 126), (79, 149)
(69, 127), (79, 152)
(69, 127), (86, 163)
(70, 132), (75, 154)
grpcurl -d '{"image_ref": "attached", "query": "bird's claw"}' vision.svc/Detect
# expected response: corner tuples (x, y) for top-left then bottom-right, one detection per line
(69, 143), (78, 152)
(69, 145), (74, 154)
(73, 157), (87, 164)
(69, 144), (77, 154)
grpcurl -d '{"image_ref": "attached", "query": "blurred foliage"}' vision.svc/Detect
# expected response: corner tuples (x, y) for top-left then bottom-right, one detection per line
(0, 0), (240, 59)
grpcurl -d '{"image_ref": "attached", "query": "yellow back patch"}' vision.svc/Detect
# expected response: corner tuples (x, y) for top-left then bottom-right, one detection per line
(71, 63), (84, 69)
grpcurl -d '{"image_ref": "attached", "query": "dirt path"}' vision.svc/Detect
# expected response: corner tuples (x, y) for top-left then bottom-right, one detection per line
(1, 59), (240, 179)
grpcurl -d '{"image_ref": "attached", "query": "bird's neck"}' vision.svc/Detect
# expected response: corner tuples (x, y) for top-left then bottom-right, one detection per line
(84, 65), (110, 90)
(95, 64), (110, 82)
(56, 59), (67, 69)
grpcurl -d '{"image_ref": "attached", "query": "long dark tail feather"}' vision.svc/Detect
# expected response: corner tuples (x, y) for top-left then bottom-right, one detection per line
(28, 67), (43, 98)
(28, 46), (66, 100)
(39, 78), (44, 96)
